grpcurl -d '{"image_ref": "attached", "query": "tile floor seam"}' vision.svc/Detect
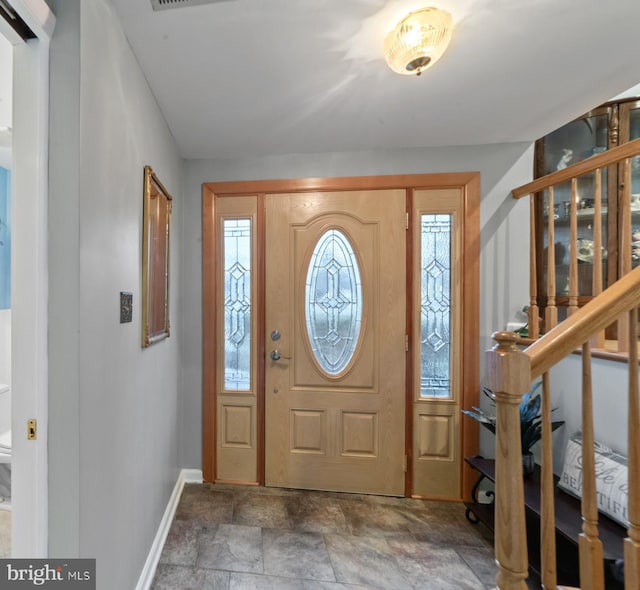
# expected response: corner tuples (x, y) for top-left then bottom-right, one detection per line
(321, 531), (343, 587)
(454, 547), (491, 589)
(321, 532), (340, 585)
(259, 526), (265, 576)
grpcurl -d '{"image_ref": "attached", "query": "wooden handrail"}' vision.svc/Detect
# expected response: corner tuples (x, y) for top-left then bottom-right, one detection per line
(525, 265), (640, 379)
(512, 137), (640, 198)
(493, 132), (640, 590)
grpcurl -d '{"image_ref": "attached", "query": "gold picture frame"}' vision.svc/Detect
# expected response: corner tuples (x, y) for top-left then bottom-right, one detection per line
(142, 165), (172, 347)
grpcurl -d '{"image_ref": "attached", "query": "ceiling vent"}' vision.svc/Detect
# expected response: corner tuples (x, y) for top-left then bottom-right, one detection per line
(150, 0), (228, 11)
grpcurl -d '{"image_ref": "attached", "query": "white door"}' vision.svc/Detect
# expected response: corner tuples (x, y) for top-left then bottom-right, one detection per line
(3, 0), (54, 556)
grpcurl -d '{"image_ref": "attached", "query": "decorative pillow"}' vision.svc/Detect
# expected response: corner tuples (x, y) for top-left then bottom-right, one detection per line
(558, 432), (629, 528)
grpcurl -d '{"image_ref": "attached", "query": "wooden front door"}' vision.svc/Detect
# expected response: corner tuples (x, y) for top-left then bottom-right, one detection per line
(202, 173), (480, 500)
(264, 189), (406, 495)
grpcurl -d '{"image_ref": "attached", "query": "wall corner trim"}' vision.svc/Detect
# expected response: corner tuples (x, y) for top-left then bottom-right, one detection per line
(135, 468), (204, 590)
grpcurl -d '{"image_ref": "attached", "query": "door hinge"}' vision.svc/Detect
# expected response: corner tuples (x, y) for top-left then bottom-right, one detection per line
(403, 455), (408, 472)
(405, 335), (409, 352)
(405, 212), (409, 230)
(27, 419), (37, 440)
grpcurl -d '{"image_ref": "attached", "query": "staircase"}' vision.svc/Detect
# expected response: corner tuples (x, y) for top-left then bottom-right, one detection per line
(488, 140), (640, 589)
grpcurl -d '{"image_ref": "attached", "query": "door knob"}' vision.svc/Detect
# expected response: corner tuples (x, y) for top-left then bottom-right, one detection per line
(270, 349), (291, 362)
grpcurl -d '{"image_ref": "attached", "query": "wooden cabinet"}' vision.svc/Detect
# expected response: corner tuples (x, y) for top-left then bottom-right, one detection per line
(464, 456), (625, 588)
(534, 98), (640, 323)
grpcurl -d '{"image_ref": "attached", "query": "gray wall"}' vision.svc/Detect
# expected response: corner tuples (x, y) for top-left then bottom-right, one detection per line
(43, 3), (633, 583)
(548, 356), (631, 465)
(181, 148), (632, 470)
(181, 143), (535, 467)
(48, 1), (184, 588)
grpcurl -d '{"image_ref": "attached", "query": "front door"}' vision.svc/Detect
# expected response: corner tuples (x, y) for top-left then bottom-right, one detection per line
(202, 173), (480, 500)
(264, 189), (406, 495)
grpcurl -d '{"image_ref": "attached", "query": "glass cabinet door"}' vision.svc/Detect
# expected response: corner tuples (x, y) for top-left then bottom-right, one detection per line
(538, 108), (610, 174)
(620, 100), (640, 268)
(536, 107), (611, 303)
(534, 97), (640, 333)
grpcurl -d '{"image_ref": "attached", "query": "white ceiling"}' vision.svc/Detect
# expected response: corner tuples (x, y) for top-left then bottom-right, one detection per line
(111, 0), (640, 160)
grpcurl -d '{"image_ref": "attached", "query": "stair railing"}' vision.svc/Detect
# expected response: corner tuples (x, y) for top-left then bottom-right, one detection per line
(512, 137), (640, 351)
(486, 266), (640, 589)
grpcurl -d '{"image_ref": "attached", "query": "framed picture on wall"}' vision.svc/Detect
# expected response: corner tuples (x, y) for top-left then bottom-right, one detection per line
(141, 165), (172, 347)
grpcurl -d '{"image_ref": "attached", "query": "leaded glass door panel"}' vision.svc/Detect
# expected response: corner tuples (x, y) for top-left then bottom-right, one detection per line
(265, 190), (406, 495)
(412, 188), (464, 499)
(214, 195), (259, 483)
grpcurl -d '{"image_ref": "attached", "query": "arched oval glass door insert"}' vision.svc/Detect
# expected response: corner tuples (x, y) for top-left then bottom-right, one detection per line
(305, 229), (363, 375)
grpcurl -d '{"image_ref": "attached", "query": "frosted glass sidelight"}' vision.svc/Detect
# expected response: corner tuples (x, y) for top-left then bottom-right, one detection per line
(224, 219), (251, 390)
(420, 214), (452, 398)
(305, 229), (362, 375)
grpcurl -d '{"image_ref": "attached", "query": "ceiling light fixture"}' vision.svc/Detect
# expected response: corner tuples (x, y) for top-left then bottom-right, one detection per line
(384, 7), (453, 76)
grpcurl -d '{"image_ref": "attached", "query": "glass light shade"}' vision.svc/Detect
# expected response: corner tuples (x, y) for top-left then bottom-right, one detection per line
(384, 7), (453, 76)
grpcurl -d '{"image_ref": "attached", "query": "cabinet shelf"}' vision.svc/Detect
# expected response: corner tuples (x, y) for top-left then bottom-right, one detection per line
(544, 205), (608, 226)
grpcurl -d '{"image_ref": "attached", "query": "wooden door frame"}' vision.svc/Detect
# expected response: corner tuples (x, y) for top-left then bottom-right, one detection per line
(202, 172), (480, 498)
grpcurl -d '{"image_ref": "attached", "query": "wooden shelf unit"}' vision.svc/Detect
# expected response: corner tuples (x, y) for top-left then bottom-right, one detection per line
(464, 456), (625, 588)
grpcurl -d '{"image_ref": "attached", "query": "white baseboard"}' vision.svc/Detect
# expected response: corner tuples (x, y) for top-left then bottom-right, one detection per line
(182, 469), (203, 484)
(135, 468), (203, 590)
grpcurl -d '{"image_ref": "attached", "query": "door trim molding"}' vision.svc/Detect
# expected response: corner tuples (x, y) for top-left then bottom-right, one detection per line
(256, 195), (266, 485)
(202, 185), (217, 482)
(461, 174), (481, 500)
(203, 172), (479, 197)
(9, 0), (55, 557)
(202, 173), (480, 497)
(405, 188), (415, 495)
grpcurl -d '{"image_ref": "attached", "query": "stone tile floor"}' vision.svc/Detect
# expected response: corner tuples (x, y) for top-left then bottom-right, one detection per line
(151, 484), (509, 590)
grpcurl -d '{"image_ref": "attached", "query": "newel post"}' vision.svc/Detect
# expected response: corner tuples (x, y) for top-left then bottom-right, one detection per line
(485, 331), (532, 590)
